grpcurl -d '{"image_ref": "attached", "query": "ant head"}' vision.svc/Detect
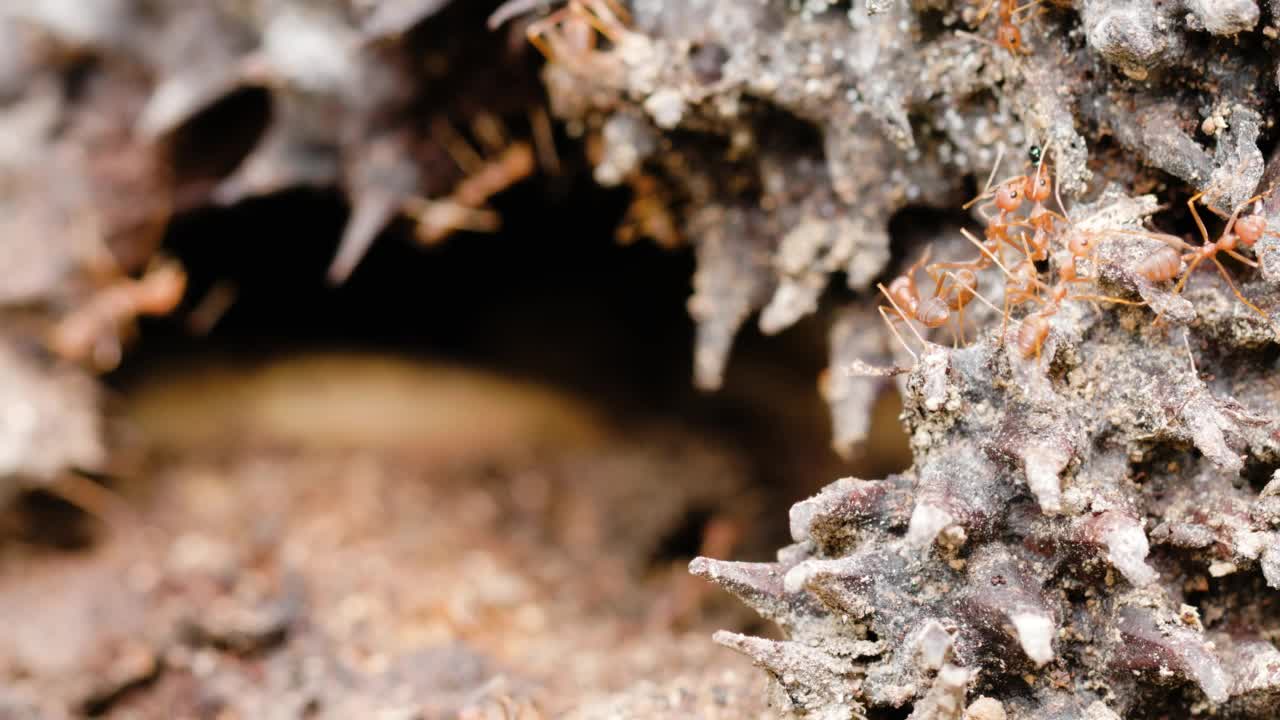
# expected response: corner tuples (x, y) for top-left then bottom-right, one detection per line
(1024, 173), (1051, 202)
(995, 184), (1023, 212)
(997, 24), (1023, 53)
(1235, 214), (1267, 245)
(1027, 146), (1042, 164)
(1068, 232), (1094, 257)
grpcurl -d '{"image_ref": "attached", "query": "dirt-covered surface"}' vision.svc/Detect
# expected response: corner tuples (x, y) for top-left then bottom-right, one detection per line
(0, 349), (910, 718)
(0, 353), (811, 718)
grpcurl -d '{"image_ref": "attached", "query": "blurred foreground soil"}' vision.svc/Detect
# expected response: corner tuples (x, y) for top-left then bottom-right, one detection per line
(0, 351), (905, 718)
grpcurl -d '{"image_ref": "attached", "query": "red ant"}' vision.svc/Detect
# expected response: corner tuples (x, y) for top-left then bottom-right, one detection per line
(958, 144), (1064, 267)
(48, 258), (187, 372)
(878, 246), (1000, 360)
(962, 227), (1143, 360)
(1160, 190), (1277, 327)
(975, 0), (1042, 55)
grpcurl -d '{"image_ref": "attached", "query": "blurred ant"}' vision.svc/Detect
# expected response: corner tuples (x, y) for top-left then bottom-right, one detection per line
(410, 115), (537, 246)
(524, 0), (632, 65)
(975, 0), (1042, 55)
(48, 258), (187, 372)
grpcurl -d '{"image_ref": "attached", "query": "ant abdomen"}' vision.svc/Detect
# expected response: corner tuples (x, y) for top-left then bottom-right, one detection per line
(917, 297), (952, 328)
(1136, 246), (1181, 283)
(1234, 214), (1267, 246)
(1016, 313), (1051, 358)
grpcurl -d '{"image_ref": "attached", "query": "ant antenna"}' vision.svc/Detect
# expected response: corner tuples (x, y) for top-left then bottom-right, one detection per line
(960, 228), (1014, 277)
(1033, 137), (1050, 185)
(878, 305), (919, 363)
(877, 283), (930, 350)
(964, 144), (1007, 210)
(942, 270), (1002, 314)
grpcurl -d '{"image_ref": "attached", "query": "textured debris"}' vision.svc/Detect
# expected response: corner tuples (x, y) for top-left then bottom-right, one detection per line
(695, 193), (1280, 718)
(0, 344), (105, 503)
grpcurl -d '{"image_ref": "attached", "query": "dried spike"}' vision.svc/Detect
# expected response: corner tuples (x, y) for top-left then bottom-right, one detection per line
(686, 206), (775, 391)
(962, 697), (1007, 720)
(1262, 545), (1280, 589)
(1081, 511), (1158, 586)
(789, 475), (911, 548)
(825, 306), (895, 457)
(1180, 395), (1244, 473)
(1009, 613), (1055, 667)
(1220, 638), (1280, 712)
(212, 121), (342, 205)
(907, 501), (957, 550)
(358, 0), (455, 39)
(914, 620), (956, 672)
(712, 632), (864, 717)
(907, 451), (1017, 551)
(327, 189), (399, 285)
(688, 558), (794, 628)
(785, 555), (880, 619)
(1110, 605), (1230, 704)
(1018, 441), (1071, 515)
(964, 550), (1057, 667)
(907, 664), (971, 720)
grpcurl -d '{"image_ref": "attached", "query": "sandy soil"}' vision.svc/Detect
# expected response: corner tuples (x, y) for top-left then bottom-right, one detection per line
(0, 353), (801, 719)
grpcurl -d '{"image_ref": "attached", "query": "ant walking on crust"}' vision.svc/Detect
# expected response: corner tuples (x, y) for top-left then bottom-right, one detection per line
(877, 246), (1002, 361)
(1165, 190), (1278, 328)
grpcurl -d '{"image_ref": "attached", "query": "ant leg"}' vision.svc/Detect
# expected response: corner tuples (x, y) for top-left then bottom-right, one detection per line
(1012, 0), (1043, 16)
(1209, 255), (1274, 327)
(977, 144), (1005, 199)
(928, 267), (949, 298)
(576, 0), (628, 42)
(1186, 192), (1212, 245)
(975, 0), (999, 23)
(526, 14), (566, 63)
(878, 305), (919, 362)
(470, 112), (509, 156)
(972, 199), (998, 221)
(961, 228), (1014, 277)
(928, 260), (976, 272)
(45, 474), (143, 545)
(529, 105), (561, 175)
(591, 0), (632, 25)
(1052, 161), (1072, 226)
(878, 283), (929, 349)
(944, 271), (1002, 314)
(1224, 248), (1260, 268)
(1172, 254), (1208, 295)
(1105, 229), (1194, 250)
(908, 245), (935, 277)
(1222, 191), (1271, 237)
(432, 118), (486, 175)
